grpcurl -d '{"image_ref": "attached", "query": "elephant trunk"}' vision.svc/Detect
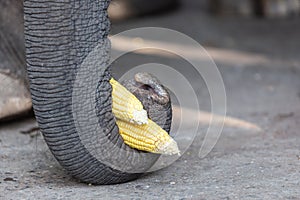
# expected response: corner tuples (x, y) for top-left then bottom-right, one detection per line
(24, 0), (159, 184)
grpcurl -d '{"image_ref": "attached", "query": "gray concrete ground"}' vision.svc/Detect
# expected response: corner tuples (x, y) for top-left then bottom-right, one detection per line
(1, 1), (300, 199)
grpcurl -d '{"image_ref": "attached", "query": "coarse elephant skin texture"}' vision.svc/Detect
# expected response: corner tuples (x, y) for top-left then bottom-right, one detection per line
(24, 0), (172, 185)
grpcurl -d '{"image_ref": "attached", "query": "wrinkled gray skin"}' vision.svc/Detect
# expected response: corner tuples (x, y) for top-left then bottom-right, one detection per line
(122, 72), (172, 131)
(24, 0), (172, 184)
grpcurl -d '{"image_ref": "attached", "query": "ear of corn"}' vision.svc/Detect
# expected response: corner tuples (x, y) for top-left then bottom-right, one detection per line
(110, 78), (180, 155)
(110, 78), (148, 125)
(116, 119), (180, 155)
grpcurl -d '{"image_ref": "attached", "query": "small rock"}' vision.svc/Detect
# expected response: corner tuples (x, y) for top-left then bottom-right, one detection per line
(170, 181), (176, 185)
(135, 185), (150, 190)
(4, 177), (16, 182)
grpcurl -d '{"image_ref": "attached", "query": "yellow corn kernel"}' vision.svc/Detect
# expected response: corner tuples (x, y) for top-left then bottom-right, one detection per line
(116, 119), (180, 155)
(110, 78), (148, 125)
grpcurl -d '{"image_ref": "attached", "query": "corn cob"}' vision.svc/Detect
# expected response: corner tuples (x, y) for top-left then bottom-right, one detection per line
(110, 78), (180, 155)
(116, 119), (180, 155)
(110, 78), (148, 125)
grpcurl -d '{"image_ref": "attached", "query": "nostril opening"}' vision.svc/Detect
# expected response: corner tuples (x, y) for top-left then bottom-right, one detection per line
(140, 84), (153, 91)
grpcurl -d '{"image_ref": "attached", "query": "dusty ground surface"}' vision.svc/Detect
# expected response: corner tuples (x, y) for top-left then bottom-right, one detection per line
(1, 0), (300, 199)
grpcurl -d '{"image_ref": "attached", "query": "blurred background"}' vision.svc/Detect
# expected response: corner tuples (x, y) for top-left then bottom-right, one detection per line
(1, 0), (300, 199)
